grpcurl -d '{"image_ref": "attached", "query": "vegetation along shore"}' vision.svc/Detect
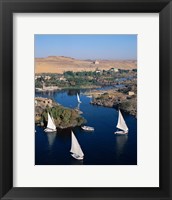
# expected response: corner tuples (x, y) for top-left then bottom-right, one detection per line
(35, 97), (86, 129)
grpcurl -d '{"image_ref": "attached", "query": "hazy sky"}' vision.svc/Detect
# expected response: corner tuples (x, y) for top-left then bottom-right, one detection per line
(35, 34), (137, 60)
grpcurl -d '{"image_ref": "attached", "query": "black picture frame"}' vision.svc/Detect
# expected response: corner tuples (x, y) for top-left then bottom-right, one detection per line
(0, 0), (172, 199)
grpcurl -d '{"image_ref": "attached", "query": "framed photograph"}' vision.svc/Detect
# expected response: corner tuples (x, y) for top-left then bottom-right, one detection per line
(0, 0), (172, 199)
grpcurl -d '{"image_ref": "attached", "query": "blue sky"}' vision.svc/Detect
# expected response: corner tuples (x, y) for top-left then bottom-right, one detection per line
(35, 35), (137, 60)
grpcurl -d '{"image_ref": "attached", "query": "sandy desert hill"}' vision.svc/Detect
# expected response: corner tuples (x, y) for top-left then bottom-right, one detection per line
(35, 56), (137, 74)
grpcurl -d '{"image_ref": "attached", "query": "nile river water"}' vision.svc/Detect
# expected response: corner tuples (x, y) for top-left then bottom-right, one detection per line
(35, 89), (137, 165)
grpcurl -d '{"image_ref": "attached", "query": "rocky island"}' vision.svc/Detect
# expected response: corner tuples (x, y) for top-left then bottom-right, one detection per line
(35, 97), (86, 129)
(88, 90), (137, 117)
(84, 77), (137, 117)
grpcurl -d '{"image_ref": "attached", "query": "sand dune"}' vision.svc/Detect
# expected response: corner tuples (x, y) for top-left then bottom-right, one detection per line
(35, 56), (137, 74)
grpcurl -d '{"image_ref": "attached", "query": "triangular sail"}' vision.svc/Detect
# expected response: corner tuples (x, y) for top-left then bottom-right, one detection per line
(77, 93), (81, 103)
(47, 113), (56, 130)
(116, 110), (128, 132)
(70, 131), (84, 157)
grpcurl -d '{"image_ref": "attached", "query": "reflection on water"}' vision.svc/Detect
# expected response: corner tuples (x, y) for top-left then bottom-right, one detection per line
(70, 158), (84, 165)
(46, 132), (57, 147)
(115, 135), (128, 158)
(67, 89), (80, 96)
(47, 91), (54, 96)
(76, 103), (80, 110)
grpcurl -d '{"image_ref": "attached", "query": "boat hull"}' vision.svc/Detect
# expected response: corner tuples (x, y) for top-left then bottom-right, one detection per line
(44, 128), (56, 133)
(114, 131), (128, 135)
(81, 126), (94, 131)
(71, 153), (84, 160)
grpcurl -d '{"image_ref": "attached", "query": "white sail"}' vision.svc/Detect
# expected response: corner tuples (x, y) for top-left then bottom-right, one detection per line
(116, 110), (128, 132)
(70, 131), (84, 158)
(47, 112), (56, 130)
(77, 93), (81, 103)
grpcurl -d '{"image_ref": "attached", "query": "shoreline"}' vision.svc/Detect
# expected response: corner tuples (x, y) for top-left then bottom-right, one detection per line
(35, 97), (86, 129)
(84, 89), (137, 117)
(35, 85), (101, 92)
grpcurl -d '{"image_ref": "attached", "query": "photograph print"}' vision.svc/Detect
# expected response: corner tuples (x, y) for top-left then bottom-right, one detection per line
(35, 35), (137, 165)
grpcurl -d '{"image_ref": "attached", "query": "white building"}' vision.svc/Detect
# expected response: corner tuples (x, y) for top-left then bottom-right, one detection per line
(93, 60), (99, 65)
(128, 91), (135, 96)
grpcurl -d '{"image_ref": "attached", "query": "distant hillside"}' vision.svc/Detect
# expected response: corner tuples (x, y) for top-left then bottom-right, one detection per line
(35, 56), (137, 74)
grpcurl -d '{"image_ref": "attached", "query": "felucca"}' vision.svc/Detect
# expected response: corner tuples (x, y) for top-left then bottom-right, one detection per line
(70, 131), (84, 160)
(77, 93), (82, 104)
(114, 109), (128, 135)
(81, 125), (94, 132)
(44, 112), (56, 132)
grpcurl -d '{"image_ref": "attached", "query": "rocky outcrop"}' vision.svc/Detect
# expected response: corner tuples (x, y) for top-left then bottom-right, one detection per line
(35, 97), (86, 129)
(91, 91), (137, 117)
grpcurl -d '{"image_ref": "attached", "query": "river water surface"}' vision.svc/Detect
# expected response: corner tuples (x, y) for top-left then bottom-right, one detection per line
(35, 89), (137, 165)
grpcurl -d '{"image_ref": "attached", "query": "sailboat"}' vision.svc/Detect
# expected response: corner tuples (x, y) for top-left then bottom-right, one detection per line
(81, 125), (94, 132)
(44, 112), (56, 132)
(77, 93), (82, 103)
(114, 109), (129, 134)
(70, 131), (84, 160)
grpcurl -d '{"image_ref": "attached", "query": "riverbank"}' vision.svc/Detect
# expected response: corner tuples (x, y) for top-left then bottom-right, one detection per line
(84, 89), (137, 117)
(35, 85), (101, 92)
(35, 68), (137, 92)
